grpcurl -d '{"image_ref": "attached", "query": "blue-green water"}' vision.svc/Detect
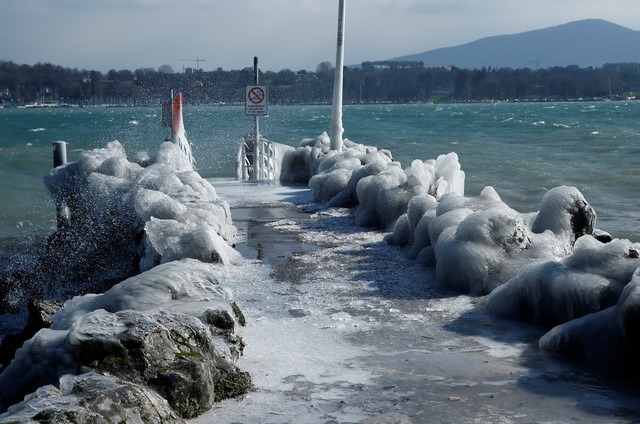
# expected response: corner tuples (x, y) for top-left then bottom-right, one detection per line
(1, 102), (640, 260)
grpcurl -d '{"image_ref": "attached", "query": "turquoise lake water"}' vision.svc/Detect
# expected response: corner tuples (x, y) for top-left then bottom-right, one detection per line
(1, 101), (639, 265)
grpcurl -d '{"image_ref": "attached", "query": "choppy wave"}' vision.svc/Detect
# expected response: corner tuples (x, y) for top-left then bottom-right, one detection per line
(1, 101), (640, 243)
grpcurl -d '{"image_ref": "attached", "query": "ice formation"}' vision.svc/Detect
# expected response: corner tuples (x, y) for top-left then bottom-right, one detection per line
(170, 92), (196, 171)
(280, 134), (601, 295)
(281, 132), (465, 229)
(36, 140), (237, 300)
(0, 261), (247, 414)
(539, 267), (640, 373)
(0, 140), (247, 418)
(487, 236), (639, 325)
(281, 133), (640, 373)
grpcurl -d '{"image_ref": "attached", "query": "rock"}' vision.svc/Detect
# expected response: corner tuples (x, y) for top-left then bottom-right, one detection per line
(0, 308), (251, 419)
(77, 309), (252, 419)
(71, 373), (184, 424)
(0, 373), (184, 424)
(532, 186), (596, 246)
(203, 308), (235, 331)
(26, 299), (64, 332)
(231, 301), (246, 327)
(0, 299), (64, 369)
(593, 229), (613, 244)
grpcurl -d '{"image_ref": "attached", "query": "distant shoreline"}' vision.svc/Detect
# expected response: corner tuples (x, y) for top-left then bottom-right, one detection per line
(3, 96), (637, 110)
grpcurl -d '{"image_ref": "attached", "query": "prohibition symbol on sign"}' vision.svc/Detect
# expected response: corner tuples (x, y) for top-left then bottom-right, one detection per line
(248, 87), (265, 104)
(245, 85), (268, 116)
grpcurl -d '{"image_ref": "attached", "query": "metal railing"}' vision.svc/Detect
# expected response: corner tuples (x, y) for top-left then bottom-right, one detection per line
(236, 135), (277, 180)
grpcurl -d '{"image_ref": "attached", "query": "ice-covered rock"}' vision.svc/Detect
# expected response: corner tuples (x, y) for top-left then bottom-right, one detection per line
(310, 167), (355, 204)
(562, 235), (640, 283)
(280, 133), (332, 183)
(0, 135), (251, 417)
(281, 135), (466, 232)
(302, 138), (394, 209)
(0, 261), (250, 416)
(434, 204), (534, 294)
(382, 181), (604, 297)
(487, 235), (640, 325)
(355, 165), (408, 227)
(0, 140), (237, 312)
(539, 268), (640, 373)
(405, 153), (465, 199)
(487, 261), (624, 325)
(0, 373), (184, 424)
(531, 186), (596, 253)
(384, 194), (438, 248)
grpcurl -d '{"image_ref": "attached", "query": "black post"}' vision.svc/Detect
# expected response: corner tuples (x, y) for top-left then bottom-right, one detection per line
(52, 141), (69, 228)
(253, 57), (261, 179)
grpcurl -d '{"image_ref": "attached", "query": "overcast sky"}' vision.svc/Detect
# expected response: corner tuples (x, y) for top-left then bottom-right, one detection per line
(2, 0), (639, 73)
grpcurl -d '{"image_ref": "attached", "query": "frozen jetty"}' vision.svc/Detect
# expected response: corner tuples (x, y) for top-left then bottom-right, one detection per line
(2, 128), (640, 422)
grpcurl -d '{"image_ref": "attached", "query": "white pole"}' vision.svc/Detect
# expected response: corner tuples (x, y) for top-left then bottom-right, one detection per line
(330, 0), (346, 151)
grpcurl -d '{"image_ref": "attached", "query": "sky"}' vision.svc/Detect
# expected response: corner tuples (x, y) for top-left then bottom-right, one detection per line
(1, 0), (640, 73)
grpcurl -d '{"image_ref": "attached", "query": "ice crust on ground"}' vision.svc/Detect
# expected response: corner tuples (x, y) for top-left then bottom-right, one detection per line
(281, 133), (640, 373)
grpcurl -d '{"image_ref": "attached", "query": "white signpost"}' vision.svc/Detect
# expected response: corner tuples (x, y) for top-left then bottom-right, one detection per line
(245, 85), (268, 116)
(244, 57), (269, 179)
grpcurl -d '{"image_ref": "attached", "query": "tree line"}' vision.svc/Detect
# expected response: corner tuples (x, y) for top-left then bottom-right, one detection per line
(2, 59), (640, 107)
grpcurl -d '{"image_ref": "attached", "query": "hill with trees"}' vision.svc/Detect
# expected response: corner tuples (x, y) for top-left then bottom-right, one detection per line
(2, 59), (640, 107)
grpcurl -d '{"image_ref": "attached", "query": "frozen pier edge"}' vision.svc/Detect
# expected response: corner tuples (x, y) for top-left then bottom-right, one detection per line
(2, 132), (640, 422)
(276, 132), (640, 375)
(0, 140), (251, 421)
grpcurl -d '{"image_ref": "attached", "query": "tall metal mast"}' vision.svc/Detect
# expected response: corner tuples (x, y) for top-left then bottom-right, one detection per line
(330, 0), (346, 151)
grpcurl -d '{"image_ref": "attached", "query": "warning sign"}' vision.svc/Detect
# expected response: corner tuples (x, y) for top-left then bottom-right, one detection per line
(245, 85), (268, 116)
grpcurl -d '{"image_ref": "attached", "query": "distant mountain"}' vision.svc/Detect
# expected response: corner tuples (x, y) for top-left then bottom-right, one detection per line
(389, 19), (640, 69)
